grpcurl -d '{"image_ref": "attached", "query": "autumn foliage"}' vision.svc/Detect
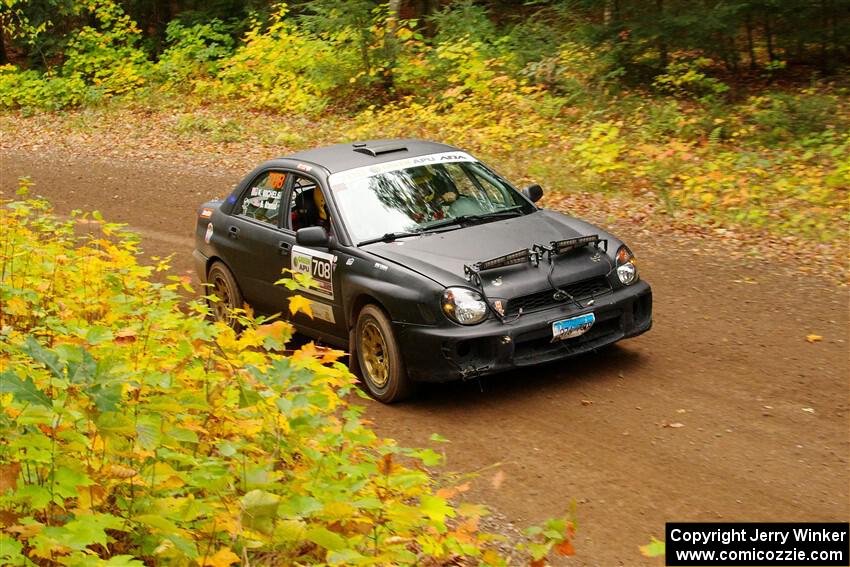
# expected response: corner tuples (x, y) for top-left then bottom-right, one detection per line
(2, 1), (847, 242)
(0, 191), (574, 565)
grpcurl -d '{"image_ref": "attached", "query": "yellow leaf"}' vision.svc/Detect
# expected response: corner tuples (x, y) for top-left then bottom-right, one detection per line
(5, 296), (28, 316)
(805, 334), (823, 343)
(288, 295), (313, 318)
(201, 547), (241, 567)
(255, 320), (291, 341)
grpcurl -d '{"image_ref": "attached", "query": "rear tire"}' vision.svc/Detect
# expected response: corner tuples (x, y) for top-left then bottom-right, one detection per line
(207, 261), (244, 330)
(355, 304), (413, 403)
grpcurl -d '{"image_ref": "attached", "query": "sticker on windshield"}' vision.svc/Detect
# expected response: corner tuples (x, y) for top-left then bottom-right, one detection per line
(291, 246), (336, 300)
(269, 172), (287, 189)
(328, 151), (476, 186)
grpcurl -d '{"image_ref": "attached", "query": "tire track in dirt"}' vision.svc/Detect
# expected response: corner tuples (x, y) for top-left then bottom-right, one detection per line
(2, 151), (848, 566)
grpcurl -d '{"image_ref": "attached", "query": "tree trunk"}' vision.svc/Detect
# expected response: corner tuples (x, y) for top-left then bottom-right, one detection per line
(414, 0), (438, 36)
(764, 14), (775, 61)
(383, 0), (402, 90)
(819, 0), (830, 72)
(655, 0), (668, 68)
(745, 13), (757, 69)
(0, 32), (7, 66)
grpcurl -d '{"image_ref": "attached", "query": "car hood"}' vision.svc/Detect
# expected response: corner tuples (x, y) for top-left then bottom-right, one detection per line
(362, 210), (621, 297)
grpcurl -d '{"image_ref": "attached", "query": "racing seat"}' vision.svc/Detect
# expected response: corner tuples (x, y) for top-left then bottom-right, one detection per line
(292, 188), (320, 231)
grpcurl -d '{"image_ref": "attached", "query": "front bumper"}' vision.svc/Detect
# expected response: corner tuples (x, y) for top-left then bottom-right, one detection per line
(396, 280), (652, 382)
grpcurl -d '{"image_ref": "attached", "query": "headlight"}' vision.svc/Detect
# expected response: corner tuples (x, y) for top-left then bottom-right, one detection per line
(441, 287), (488, 325)
(615, 245), (639, 286)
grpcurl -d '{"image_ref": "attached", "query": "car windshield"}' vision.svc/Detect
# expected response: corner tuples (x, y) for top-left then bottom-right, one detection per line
(329, 154), (534, 244)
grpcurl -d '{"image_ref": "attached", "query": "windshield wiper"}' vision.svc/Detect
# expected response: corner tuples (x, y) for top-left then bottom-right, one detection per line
(421, 206), (525, 232)
(358, 231), (422, 246)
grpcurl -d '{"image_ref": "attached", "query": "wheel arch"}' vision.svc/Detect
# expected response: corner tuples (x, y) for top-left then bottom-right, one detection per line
(348, 293), (389, 330)
(205, 255), (227, 279)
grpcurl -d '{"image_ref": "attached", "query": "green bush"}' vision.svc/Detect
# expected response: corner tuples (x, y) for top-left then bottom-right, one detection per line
(652, 57), (730, 100)
(0, 66), (88, 110)
(194, 7), (357, 115)
(61, 0), (151, 96)
(154, 20), (235, 86)
(0, 192), (575, 566)
(746, 90), (843, 146)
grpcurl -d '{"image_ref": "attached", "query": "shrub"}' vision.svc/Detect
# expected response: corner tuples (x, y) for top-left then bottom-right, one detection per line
(0, 66), (88, 110)
(0, 190), (575, 565)
(154, 20), (235, 87)
(652, 57), (729, 100)
(195, 8), (355, 115)
(61, 0), (151, 96)
(744, 89), (843, 146)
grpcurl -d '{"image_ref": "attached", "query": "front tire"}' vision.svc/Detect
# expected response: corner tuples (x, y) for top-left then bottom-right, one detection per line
(207, 261), (244, 330)
(355, 305), (412, 403)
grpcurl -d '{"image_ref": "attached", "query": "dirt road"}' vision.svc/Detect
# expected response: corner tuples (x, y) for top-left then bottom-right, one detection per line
(3, 151), (848, 566)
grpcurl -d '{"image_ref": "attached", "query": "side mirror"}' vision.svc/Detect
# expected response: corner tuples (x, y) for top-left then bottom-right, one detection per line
(296, 226), (329, 249)
(523, 183), (544, 203)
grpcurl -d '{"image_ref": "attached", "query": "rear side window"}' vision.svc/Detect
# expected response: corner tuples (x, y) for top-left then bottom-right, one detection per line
(237, 171), (287, 225)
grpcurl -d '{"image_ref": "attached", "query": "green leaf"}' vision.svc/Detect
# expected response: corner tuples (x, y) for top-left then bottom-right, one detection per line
(328, 549), (367, 564)
(88, 382), (122, 412)
(0, 534), (25, 565)
(640, 537), (666, 558)
(167, 427), (199, 444)
(419, 495), (454, 523)
(279, 494), (322, 516)
(134, 514), (179, 533)
(14, 485), (52, 510)
(429, 432), (450, 443)
(85, 326), (114, 345)
(136, 415), (162, 449)
(53, 466), (94, 499)
(241, 489), (280, 535)
(47, 513), (125, 550)
(103, 556), (145, 566)
(0, 370), (51, 407)
(237, 379), (261, 407)
(56, 345), (97, 383)
(21, 336), (63, 380)
(165, 534), (199, 560)
(306, 526), (347, 551)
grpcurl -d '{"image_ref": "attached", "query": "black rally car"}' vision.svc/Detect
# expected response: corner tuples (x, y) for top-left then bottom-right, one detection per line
(194, 140), (652, 402)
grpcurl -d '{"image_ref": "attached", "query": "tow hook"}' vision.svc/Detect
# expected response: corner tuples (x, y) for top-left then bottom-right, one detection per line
(460, 365), (490, 380)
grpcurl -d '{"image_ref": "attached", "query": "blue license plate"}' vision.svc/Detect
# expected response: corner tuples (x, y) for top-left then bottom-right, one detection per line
(552, 312), (595, 341)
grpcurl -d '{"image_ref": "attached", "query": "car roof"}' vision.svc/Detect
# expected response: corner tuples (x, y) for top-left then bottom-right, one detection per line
(284, 139), (460, 174)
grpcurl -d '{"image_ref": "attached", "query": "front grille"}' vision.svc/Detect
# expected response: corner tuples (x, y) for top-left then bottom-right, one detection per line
(504, 276), (611, 316)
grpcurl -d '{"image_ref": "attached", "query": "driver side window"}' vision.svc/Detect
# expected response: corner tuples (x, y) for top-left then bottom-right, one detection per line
(237, 171), (286, 226)
(288, 176), (332, 233)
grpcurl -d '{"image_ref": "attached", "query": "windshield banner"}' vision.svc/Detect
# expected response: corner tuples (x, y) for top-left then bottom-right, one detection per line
(328, 151), (476, 187)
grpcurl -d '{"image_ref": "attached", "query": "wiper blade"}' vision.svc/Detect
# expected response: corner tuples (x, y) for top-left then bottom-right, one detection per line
(421, 206), (525, 231)
(358, 231), (422, 246)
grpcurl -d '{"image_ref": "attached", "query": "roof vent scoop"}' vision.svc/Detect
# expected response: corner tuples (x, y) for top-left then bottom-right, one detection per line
(353, 143), (408, 157)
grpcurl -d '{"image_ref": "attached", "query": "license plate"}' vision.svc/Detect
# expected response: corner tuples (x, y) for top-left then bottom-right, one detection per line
(552, 313), (595, 342)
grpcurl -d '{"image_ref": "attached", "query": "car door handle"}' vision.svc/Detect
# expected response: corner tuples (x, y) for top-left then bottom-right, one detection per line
(228, 225), (240, 239)
(278, 241), (291, 255)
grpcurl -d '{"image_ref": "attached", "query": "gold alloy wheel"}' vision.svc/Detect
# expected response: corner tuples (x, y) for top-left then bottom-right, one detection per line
(211, 274), (233, 322)
(361, 320), (389, 388)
